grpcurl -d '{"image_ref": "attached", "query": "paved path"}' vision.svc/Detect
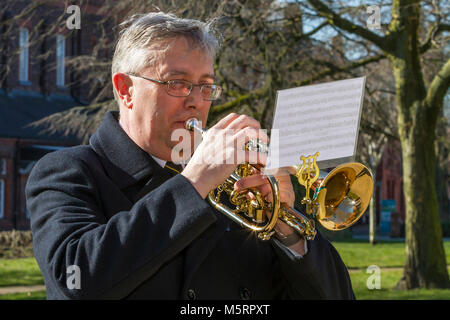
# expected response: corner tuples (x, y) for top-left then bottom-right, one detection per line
(0, 285), (45, 295)
(348, 266), (404, 273)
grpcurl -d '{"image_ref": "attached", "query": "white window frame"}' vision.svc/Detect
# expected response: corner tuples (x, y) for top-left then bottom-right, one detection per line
(19, 28), (29, 82)
(56, 35), (66, 87)
(0, 179), (4, 219)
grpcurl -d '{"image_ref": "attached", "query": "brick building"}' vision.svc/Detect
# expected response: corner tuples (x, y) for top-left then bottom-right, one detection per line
(375, 140), (405, 236)
(0, 1), (106, 230)
(377, 141), (405, 217)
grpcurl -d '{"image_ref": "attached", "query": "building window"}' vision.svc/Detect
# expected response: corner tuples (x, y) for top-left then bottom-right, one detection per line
(19, 28), (29, 82)
(56, 35), (65, 87)
(0, 179), (4, 219)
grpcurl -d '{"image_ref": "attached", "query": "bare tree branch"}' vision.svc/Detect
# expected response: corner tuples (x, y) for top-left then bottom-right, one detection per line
(420, 23), (450, 53)
(426, 58), (450, 121)
(292, 54), (386, 86)
(306, 0), (389, 51)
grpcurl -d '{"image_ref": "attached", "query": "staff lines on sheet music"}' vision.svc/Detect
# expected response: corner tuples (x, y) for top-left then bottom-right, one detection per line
(279, 96), (360, 108)
(275, 112), (356, 128)
(277, 101), (358, 115)
(282, 140), (355, 158)
(277, 119), (358, 136)
(279, 132), (356, 147)
(278, 85), (363, 102)
(277, 94), (360, 110)
(279, 101), (359, 118)
(268, 77), (365, 168)
(279, 89), (362, 104)
(279, 80), (362, 95)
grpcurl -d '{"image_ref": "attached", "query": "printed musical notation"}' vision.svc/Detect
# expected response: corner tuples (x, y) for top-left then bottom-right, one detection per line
(265, 77), (366, 171)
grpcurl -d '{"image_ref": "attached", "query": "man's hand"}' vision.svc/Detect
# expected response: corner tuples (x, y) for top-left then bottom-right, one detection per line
(233, 168), (295, 208)
(234, 168), (306, 255)
(181, 113), (268, 199)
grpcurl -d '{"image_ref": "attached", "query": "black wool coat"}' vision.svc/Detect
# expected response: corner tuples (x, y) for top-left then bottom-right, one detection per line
(26, 111), (355, 300)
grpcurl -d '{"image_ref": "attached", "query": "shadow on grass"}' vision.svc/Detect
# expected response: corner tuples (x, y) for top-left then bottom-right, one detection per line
(0, 269), (44, 287)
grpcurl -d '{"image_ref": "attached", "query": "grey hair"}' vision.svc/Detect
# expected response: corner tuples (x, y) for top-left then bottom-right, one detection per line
(112, 12), (221, 97)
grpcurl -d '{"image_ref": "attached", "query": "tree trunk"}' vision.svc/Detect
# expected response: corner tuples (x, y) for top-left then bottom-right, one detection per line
(396, 115), (449, 289)
(435, 115), (450, 221)
(392, 58), (449, 289)
(386, 0), (449, 290)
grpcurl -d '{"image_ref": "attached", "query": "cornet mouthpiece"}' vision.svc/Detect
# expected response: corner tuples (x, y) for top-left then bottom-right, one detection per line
(185, 118), (199, 131)
(185, 118), (207, 135)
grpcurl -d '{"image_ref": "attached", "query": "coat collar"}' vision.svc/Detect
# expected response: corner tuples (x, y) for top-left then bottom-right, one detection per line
(90, 111), (232, 288)
(89, 111), (165, 189)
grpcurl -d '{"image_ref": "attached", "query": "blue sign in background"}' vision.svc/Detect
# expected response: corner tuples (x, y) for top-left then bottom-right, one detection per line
(380, 199), (396, 234)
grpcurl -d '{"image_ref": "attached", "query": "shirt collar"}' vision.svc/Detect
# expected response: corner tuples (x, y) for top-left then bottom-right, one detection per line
(151, 155), (166, 168)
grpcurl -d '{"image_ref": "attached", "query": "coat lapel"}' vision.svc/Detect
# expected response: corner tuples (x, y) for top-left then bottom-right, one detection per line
(89, 111), (235, 293)
(89, 111), (158, 190)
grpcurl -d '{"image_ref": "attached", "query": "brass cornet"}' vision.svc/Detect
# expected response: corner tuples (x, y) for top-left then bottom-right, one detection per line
(185, 118), (373, 241)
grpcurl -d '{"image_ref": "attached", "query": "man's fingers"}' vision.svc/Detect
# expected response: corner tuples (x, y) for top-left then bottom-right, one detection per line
(226, 114), (261, 130)
(233, 126), (269, 145)
(234, 173), (269, 191)
(265, 190), (294, 206)
(212, 113), (240, 130)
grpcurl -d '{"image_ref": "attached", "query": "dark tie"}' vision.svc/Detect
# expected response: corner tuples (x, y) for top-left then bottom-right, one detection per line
(131, 161), (183, 202)
(164, 161), (183, 176)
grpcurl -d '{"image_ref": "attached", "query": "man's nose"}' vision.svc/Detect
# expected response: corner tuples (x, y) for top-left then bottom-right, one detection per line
(184, 86), (204, 108)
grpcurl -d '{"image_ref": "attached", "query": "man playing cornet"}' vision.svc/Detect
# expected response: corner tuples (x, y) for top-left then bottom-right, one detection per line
(26, 12), (354, 300)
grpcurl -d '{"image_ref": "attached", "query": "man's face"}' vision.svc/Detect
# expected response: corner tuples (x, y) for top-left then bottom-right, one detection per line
(122, 37), (214, 161)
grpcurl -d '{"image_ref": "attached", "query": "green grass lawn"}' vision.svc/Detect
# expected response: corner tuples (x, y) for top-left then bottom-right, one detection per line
(350, 269), (450, 300)
(333, 240), (450, 299)
(1, 241), (450, 300)
(332, 240), (450, 269)
(0, 258), (44, 287)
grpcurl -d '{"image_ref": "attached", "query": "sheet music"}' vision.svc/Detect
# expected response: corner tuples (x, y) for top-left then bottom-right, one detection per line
(265, 77), (366, 172)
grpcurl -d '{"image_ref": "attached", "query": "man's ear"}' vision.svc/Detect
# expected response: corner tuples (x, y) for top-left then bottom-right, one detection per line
(112, 73), (134, 109)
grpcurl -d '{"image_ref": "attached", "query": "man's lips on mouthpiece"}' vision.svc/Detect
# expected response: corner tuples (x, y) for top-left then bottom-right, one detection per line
(174, 120), (188, 127)
(174, 118), (200, 127)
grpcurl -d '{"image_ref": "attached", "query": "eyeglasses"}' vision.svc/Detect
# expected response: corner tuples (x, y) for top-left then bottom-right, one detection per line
(128, 73), (222, 101)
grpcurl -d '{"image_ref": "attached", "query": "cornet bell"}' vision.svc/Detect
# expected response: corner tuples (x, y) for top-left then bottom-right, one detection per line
(314, 163), (373, 230)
